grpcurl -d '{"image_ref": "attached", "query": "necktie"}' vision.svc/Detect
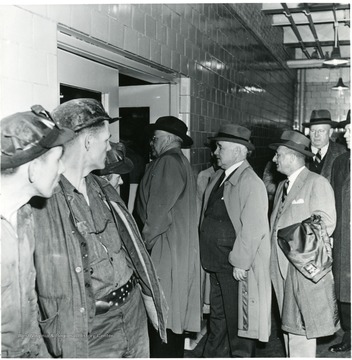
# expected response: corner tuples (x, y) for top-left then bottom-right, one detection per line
(216, 171), (226, 189)
(314, 149), (322, 165)
(281, 179), (289, 203)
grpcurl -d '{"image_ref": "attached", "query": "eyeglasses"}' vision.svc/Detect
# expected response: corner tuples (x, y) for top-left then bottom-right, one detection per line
(309, 129), (328, 135)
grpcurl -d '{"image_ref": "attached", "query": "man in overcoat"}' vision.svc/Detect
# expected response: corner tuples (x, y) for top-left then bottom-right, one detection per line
(199, 124), (271, 357)
(329, 110), (351, 353)
(303, 109), (346, 182)
(135, 116), (201, 358)
(269, 130), (339, 357)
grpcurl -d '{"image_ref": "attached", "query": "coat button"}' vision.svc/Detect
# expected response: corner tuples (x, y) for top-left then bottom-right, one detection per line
(80, 307), (85, 313)
(85, 283), (91, 288)
(75, 266), (82, 273)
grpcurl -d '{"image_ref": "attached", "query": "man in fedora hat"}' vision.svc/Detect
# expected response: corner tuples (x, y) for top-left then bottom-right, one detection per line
(1, 105), (74, 357)
(199, 124), (271, 357)
(269, 130), (339, 357)
(303, 109), (346, 181)
(329, 110), (351, 353)
(135, 116), (201, 357)
(31, 99), (167, 357)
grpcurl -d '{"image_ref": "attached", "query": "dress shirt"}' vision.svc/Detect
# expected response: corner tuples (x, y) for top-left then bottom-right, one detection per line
(219, 161), (244, 187)
(286, 166), (305, 193)
(311, 143), (329, 160)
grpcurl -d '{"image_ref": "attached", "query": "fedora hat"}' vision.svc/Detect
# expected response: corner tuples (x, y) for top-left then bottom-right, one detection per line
(208, 124), (255, 151)
(338, 110), (350, 128)
(302, 109), (338, 128)
(269, 130), (314, 157)
(147, 116), (193, 147)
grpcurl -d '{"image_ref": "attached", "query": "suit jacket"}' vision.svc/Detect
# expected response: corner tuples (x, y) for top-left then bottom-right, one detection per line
(201, 160), (271, 342)
(307, 140), (346, 182)
(270, 167), (338, 337)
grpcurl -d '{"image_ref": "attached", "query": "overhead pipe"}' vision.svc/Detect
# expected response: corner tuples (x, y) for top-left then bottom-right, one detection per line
(303, 4), (324, 58)
(281, 3), (311, 59)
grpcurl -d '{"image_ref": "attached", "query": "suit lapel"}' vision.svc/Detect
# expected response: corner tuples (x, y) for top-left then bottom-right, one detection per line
(272, 167), (309, 219)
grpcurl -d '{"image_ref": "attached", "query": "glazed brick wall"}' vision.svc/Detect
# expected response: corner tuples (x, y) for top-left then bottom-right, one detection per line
(304, 67), (350, 123)
(2, 3), (297, 176)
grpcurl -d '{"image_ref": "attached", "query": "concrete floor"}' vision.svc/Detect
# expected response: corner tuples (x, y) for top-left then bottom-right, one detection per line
(184, 315), (351, 358)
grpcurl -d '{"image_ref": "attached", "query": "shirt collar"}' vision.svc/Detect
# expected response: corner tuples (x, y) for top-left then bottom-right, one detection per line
(220, 160), (244, 186)
(311, 142), (329, 158)
(287, 166), (305, 193)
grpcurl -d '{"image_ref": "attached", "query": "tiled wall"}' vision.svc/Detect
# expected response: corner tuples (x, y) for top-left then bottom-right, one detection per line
(1, 3), (297, 176)
(303, 67), (350, 123)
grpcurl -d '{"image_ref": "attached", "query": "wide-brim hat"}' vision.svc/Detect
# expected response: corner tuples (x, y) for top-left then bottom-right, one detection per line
(95, 142), (134, 176)
(208, 124), (255, 151)
(52, 98), (120, 132)
(338, 110), (350, 128)
(1, 105), (74, 170)
(269, 130), (314, 157)
(147, 116), (193, 147)
(302, 109), (338, 128)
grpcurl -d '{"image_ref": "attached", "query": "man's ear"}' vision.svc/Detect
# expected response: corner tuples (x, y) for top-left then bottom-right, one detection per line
(28, 161), (37, 184)
(85, 133), (91, 151)
(329, 128), (334, 137)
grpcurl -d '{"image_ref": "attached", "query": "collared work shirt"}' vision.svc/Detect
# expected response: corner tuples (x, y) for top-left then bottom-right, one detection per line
(60, 176), (132, 300)
(1, 205), (48, 357)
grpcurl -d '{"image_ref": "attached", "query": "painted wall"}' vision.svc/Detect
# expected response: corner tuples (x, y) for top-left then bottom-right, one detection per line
(0, 4), (303, 175)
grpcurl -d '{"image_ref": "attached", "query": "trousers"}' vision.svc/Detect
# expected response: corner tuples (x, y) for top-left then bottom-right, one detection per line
(203, 272), (255, 357)
(88, 285), (149, 357)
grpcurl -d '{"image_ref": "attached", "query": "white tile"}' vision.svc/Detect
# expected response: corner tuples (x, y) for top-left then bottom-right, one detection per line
(0, 78), (33, 118)
(91, 10), (109, 42)
(19, 46), (47, 85)
(70, 5), (91, 35)
(124, 27), (138, 54)
(33, 83), (58, 111)
(108, 18), (124, 48)
(2, 6), (32, 47)
(47, 5), (70, 25)
(0, 41), (19, 78)
(33, 15), (56, 55)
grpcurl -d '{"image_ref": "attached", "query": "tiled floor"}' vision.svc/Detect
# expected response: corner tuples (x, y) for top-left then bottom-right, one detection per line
(184, 315), (351, 358)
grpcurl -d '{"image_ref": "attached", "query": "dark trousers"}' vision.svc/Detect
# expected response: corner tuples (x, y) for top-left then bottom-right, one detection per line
(148, 324), (185, 358)
(339, 301), (351, 344)
(203, 272), (255, 358)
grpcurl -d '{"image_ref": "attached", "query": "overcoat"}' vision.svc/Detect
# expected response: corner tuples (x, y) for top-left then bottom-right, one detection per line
(135, 147), (201, 334)
(200, 160), (271, 342)
(270, 167), (339, 338)
(331, 151), (351, 303)
(307, 140), (346, 182)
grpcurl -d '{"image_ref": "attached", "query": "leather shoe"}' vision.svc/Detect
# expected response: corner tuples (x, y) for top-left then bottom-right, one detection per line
(329, 341), (351, 352)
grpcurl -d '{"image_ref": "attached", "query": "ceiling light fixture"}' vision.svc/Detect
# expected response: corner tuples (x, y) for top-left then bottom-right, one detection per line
(332, 77), (349, 90)
(323, 17), (348, 66)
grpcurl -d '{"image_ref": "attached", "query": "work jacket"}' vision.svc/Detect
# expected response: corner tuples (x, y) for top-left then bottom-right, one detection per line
(31, 174), (167, 358)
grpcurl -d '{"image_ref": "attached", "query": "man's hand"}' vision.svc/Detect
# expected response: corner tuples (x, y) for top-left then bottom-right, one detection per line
(233, 267), (247, 281)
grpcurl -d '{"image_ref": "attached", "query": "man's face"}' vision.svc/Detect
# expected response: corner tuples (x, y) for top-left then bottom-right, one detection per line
(34, 146), (65, 198)
(105, 173), (123, 190)
(344, 124), (351, 149)
(309, 124), (331, 148)
(214, 141), (240, 170)
(150, 130), (170, 158)
(88, 121), (111, 170)
(273, 146), (291, 176)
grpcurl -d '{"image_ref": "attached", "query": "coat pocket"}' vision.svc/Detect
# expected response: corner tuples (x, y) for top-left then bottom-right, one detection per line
(38, 312), (62, 357)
